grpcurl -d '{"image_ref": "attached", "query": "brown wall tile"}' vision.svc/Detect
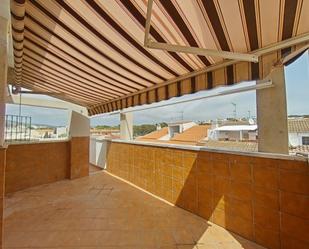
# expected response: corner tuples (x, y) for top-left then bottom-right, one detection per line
(106, 142), (309, 249)
(281, 191), (309, 219)
(213, 160), (230, 178)
(280, 169), (309, 195)
(230, 162), (252, 183)
(254, 224), (280, 249)
(281, 212), (309, 243)
(225, 212), (254, 240)
(253, 165), (279, 190)
(0, 148), (6, 248)
(6, 142), (70, 194)
(229, 181), (253, 201)
(253, 186), (279, 210)
(254, 204), (280, 231)
(281, 234), (309, 249)
(70, 137), (89, 179)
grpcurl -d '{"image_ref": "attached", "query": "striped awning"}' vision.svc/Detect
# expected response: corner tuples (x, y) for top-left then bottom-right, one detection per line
(10, 0), (309, 115)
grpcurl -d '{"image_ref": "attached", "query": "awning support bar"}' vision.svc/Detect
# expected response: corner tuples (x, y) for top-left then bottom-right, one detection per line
(144, 0), (259, 63)
(107, 80), (273, 115)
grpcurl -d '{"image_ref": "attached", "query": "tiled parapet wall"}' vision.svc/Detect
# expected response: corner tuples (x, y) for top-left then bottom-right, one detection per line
(106, 141), (309, 249)
(69, 137), (89, 179)
(0, 147), (6, 248)
(5, 141), (70, 194)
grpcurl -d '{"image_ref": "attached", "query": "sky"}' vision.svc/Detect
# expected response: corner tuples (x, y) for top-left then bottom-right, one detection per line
(6, 52), (309, 127)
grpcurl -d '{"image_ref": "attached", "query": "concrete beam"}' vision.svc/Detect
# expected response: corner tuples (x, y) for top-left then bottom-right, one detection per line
(0, 15), (8, 249)
(68, 110), (90, 138)
(0, 16), (9, 147)
(68, 110), (90, 179)
(8, 94), (88, 115)
(257, 66), (289, 154)
(120, 113), (133, 140)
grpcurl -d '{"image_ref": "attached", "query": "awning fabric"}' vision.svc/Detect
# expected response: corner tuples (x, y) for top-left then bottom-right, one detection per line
(10, 0), (309, 115)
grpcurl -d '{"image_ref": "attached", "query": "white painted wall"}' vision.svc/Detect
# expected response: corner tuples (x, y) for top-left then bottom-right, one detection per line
(289, 132), (309, 146)
(168, 122), (196, 138)
(68, 110), (90, 137)
(120, 113), (133, 140)
(89, 137), (110, 168)
(182, 122), (196, 131)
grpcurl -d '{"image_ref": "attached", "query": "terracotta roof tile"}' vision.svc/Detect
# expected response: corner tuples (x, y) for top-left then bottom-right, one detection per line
(198, 140), (258, 152)
(171, 125), (210, 143)
(136, 127), (168, 140)
(288, 118), (309, 133)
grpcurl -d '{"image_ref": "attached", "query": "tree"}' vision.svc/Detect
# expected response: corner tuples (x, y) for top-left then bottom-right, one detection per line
(133, 124), (156, 137)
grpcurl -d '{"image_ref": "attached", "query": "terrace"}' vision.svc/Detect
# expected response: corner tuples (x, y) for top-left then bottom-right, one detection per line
(0, 1), (309, 249)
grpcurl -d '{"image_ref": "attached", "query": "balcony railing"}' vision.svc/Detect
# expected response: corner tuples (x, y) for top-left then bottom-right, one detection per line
(5, 114), (32, 142)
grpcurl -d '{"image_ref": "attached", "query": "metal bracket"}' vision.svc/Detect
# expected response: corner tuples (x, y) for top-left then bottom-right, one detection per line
(144, 0), (259, 63)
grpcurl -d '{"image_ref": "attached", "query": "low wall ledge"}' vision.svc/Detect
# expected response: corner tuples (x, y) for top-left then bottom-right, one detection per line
(7, 139), (70, 146)
(111, 139), (308, 162)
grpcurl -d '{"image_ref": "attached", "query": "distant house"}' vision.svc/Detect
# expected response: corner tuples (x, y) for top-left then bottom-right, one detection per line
(136, 121), (210, 145)
(208, 125), (258, 142)
(169, 125), (209, 145)
(288, 118), (309, 146)
(135, 127), (169, 142)
(90, 128), (120, 139)
(198, 140), (258, 152)
(167, 121), (196, 139)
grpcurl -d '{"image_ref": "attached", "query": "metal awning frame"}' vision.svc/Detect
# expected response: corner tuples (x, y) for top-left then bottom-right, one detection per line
(144, 0), (259, 63)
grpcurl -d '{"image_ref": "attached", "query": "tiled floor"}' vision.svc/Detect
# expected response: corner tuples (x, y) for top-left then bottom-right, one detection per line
(89, 164), (103, 174)
(4, 171), (265, 249)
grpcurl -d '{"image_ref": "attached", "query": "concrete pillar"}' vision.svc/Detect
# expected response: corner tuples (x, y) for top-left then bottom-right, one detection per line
(68, 110), (90, 179)
(257, 66), (289, 154)
(0, 16), (8, 249)
(120, 112), (133, 140)
(0, 17), (8, 147)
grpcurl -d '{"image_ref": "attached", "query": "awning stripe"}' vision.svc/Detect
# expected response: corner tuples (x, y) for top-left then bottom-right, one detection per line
(88, 43), (308, 115)
(119, 0), (194, 72)
(23, 68), (108, 100)
(24, 25), (150, 89)
(23, 44), (129, 96)
(201, 0), (230, 52)
(20, 79), (95, 106)
(282, 0), (299, 40)
(11, 0), (25, 84)
(21, 76), (97, 104)
(83, 0), (179, 77)
(23, 55), (121, 99)
(28, 0), (164, 82)
(22, 60), (119, 99)
(243, 0), (259, 51)
(25, 13), (153, 87)
(24, 29), (144, 91)
(226, 65), (234, 85)
(23, 70), (101, 101)
(10, 0), (309, 111)
(158, 0), (210, 66)
(281, 0), (299, 56)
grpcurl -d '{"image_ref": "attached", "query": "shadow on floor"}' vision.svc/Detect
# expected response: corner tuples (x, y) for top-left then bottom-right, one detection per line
(4, 171), (265, 249)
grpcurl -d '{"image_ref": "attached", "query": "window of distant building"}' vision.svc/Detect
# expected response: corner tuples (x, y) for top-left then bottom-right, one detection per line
(302, 137), (309, 145)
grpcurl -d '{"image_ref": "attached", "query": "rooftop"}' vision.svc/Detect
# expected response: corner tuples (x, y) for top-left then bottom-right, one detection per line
(136, 127), (168, 141)
(288, 118), (309, 133)
(171, 125), (209, 144)
(213, 125), (257, 131)
(198, 140), (258, 152)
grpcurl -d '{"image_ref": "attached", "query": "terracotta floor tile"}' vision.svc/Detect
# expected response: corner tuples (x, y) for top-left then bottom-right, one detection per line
(4, 171), (265, 249)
